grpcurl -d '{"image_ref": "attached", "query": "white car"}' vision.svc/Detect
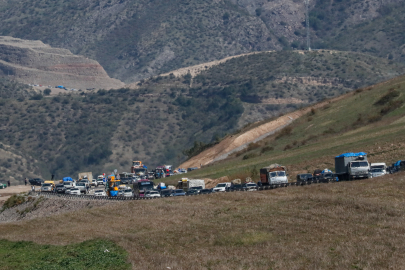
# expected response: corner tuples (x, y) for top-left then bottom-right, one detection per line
(245, 182), (258, 191)
(368, 168), (386, 178)
(65, 188), (72, 194)
(70, 188), (81, 195)
(94, 190), (107, 196)
(123, 189), (134, 197)
(91, 179), (98, 187)
(145, 191), (161, 198)
(40, 183), (53, 192)
(212, 182), (231, 192)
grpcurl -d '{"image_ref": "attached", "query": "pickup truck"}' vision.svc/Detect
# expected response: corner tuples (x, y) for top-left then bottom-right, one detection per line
(212, 182), (231, 192)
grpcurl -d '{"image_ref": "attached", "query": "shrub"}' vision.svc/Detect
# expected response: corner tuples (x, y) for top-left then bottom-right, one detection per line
(275, 126), (293, 140)
(247, 142), (261, 151)
(368, 115), (382, 123)
(43, 88), (51, 95)
(374, 89), (400, 106)
(283, 144), (292, 151)
(261, 146), (274, 153)
(1, 194), (26, 211)
(380, 100), (404, 115)
(243, 153), (258, 160)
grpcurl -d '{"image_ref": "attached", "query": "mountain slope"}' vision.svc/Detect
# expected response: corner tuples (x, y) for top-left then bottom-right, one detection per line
(0, 0), (403, 82)
(0, 50), (403, 182)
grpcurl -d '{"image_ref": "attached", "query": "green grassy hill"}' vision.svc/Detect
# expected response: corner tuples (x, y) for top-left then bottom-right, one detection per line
(175, 73), (405, 184)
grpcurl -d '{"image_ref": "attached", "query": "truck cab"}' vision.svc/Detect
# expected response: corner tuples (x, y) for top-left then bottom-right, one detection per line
(348, 160), (370, 179)
(260, 164), (288, 185)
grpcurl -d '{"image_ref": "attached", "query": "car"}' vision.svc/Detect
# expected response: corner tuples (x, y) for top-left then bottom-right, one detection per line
(172, 189), (186, 196)
(200, 189), (212, 194)
(97, 178), (105, 186)
(29, 178), (44, 186)
(227, 184), (245, 191)
(91, 179), (98, 187)
(189, 186), (203, 193)
(187, 167), (199, 172)
(94, 190), (107, 196)
(212, 182), (231, 192)
(0, 181), (7, 189)
(296, 173), (313, 183)
(65, 188), (72, 194)
(63, 181), (76, 189)
(145, 190), (161, 198)
(40, 183), (53, 192)
(160, 189), (173, 197)
(55, 184), (66, 193)
(70, 188), (81, 195)
(76, 182), (88, 194)
(186, 189), (199, 195)
(368, 168), (386, 178)
(78, 179), (90, 187)
(245, 182), (258, 191)
(123, 189), (134, 197)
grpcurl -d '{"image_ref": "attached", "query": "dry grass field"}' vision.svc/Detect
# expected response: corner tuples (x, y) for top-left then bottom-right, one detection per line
(2, 173), (405, 269)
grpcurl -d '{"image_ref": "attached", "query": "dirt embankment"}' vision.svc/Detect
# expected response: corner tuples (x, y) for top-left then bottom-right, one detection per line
(0, 195), (114, 223)
(179, 93), (352, 169)
(0, 36), (124, 90)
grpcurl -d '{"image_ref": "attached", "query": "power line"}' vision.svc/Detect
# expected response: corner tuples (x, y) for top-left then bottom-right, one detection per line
(305, 0), (311, 51)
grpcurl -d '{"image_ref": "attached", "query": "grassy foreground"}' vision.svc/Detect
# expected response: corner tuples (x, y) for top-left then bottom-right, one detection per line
(0, 239), (130, 270)
(1, 173), (405, 269)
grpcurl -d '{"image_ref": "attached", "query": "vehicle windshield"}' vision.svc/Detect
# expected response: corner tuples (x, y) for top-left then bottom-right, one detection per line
(216, 184), (226, 187)
(95, 190), (104, 193)
(372, 165), (385, 170)
(371, 169), (383, 173)
(133, 161), (141, 166)
(324, 173), (333, 177)
(150, 191), (158, 194)
(175, 190), (184, 193)
(77, 183), (85, 186)
(42, 183), (51, 187)
(351, 161), (369, 167)
(300, 174), (312, 179)
(247, 183), (256, 186)
(124, 190), (132, 193)
(135, 168), (146, 173)
(64, 182), (72, 185)
(56, 185), (64, 188)
(71, 188), (79, 191)
(277, 171), (286, 176)
(190, 186), (202, 190)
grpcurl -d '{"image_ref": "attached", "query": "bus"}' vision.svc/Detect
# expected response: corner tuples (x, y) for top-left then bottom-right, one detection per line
(133, 179), (154, 197)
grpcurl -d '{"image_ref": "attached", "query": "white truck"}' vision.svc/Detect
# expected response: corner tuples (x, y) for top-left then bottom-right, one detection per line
(260, 164), (288, 185)
(97, 175), (105, 186)
(187, 179), (205, 191)
(335, 152), (370, 180)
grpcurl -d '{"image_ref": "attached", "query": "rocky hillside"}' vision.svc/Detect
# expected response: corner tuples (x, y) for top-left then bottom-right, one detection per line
(0, 36), (124, 90)
(0, 0), (402, 83)
(0, 50), (403, 183)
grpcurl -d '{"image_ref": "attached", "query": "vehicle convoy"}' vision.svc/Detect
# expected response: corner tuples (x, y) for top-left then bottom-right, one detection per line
(260, 164), (288, 185)
(78, 172), (93, 182)
(133, 179), (154, 197)
(335, 152), (370, 180)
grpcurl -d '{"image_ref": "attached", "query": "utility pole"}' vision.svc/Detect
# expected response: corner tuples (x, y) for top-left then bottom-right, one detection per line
(305, 0), (311, 51)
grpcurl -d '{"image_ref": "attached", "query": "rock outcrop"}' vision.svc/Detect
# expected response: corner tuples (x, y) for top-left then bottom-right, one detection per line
(0, 36), (124, 89)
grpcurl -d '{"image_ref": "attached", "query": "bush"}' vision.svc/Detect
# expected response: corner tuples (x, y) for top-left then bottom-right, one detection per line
(380, 100), (404, 115)
(2, 194), (26, 211)
(275, 126), (293, 140)
(43, 88), (51, 96)
(374, 89), (400, 106)
(243, 153), (258, 160)
(261, 146), (274, 153)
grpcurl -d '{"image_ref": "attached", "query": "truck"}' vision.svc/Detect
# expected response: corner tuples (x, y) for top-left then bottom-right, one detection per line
(335, 152), (370, 180)
(131, 161), (143, 173)
(259, 164), (288, 185)
(78, 172), (93, 182)
(187, 179), (205, 191)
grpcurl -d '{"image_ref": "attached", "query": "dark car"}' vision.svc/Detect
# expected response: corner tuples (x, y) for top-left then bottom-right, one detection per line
(172, 189), (186, 196)
(186, 189), (199, 195)
(160, 189), (173, 197)
(320, 173), (337, 182)
(296, 173), (313, 183)
(227, 184), (245, 191)
(55, 184), (66, 193)
(187, 167), (199, 172)
(29, 178), (44, 186)
(200, 188), (212, 194)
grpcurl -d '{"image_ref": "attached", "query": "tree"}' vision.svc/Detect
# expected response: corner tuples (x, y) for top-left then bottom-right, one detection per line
(44, 88), (51, 95)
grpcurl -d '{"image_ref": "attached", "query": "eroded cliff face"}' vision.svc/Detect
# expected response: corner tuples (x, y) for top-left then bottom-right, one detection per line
(0, 36), (124, 89)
